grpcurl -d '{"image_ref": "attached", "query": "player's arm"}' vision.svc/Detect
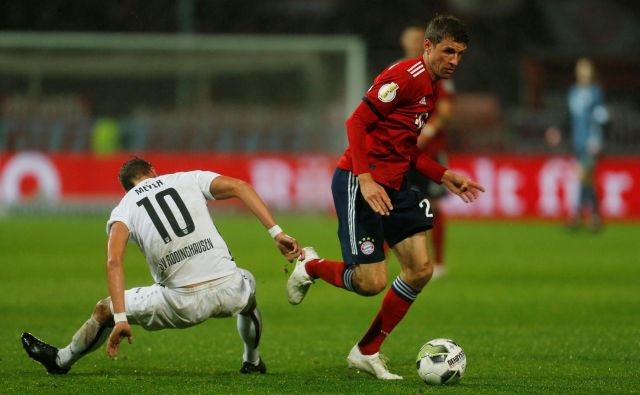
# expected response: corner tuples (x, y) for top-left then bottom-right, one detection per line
(440, 169), (485, 203)
(209, 176), (303, 262)
(106, 221), (133, 358)
(352, 67), (415, 215)
(345, 101), (394, 216)
(412, 150), (484, 203)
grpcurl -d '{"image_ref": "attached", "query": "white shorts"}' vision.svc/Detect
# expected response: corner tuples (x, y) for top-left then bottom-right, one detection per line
(112, 268), (255, 331)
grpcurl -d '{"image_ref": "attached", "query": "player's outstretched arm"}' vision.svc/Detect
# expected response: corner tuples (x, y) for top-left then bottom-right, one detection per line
(106, 221), (133, 358)
(210, 176), (303, 262)
(441, 170), (485, 203)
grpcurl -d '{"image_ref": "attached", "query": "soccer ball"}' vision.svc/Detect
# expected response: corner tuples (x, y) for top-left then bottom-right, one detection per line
(416, 338), (466, 385)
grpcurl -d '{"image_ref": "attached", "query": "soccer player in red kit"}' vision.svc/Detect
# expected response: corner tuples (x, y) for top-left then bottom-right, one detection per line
(288, 15), (484, 380)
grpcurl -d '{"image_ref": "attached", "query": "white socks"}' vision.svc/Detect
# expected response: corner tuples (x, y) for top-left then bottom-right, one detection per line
(57, 317), (111, 368)
(236, 309), (262, 364)
(56, 307), (262, 368)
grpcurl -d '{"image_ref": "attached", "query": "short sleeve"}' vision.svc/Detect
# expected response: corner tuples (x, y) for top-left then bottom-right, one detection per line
(191, 170), (221, 200)
(362, 63), (415, 118)
(106, 203), (131, 236)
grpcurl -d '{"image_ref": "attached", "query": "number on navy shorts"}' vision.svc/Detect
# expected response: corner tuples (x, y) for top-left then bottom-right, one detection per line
(419, 198), (434, 218)
(136, 188), (195, 243)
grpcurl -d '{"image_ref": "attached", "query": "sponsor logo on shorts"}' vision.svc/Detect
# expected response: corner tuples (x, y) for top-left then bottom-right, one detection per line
(358, 237), (376, 255)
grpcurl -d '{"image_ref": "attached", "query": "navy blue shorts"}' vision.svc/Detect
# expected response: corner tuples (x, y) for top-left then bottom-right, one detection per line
(332, 168), (435, 264)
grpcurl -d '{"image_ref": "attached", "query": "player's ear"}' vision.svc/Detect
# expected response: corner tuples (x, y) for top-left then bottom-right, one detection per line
(424, 39), (432, 53)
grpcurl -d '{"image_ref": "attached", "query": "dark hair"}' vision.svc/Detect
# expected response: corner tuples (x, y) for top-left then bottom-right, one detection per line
(118, 156), (153, 191)
(424, 15), (468, 45)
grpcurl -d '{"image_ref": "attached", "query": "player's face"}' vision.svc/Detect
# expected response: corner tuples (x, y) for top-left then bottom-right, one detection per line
(424, 37), (467, 80)
(575, 58), (594, 85)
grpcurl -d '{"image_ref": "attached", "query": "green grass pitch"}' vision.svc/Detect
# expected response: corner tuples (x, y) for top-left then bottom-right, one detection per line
(1, 214), (639, 394)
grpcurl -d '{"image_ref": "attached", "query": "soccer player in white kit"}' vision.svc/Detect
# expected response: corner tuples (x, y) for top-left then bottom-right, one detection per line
(21, 157), (303, 375)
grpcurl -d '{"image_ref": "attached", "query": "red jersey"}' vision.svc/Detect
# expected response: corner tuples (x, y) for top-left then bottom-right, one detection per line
(337, 57), (446, 189)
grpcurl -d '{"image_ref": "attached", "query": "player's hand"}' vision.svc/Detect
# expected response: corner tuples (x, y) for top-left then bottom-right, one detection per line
(358, 173), (393, 216)
(106, 321), (133, 359)
(441, 170), (485, 203)
(275, 232), (304, 262)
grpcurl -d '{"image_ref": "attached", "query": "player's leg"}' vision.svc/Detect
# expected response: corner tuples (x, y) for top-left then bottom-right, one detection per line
(288, 168), (385, 304)
(24, 282), (180, 374)
(570, 158), (588, 228)
(345, 260), (405, 380)
(288, 246), (357, 304)
(346, 257), (403, 380)
(586, 183), (602, 231)
(430, 198), (447, 279)
(236, 268), (266, 374)
(357, 232), (431, 356)
(348, 189), (434, 380)
(348, 186), (434, 379)
(56, 298), (114, 369)
(582, 158), (602, 231)
(22, 297), (114, 374)
(424, 170), (448, 278)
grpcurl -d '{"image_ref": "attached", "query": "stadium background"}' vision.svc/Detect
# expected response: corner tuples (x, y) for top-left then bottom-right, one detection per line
(1, 1), (639, 393)
(1, 0), (640, 217)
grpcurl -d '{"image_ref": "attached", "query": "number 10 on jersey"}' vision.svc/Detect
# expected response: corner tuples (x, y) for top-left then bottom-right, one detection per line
(136, 188), (195, 243)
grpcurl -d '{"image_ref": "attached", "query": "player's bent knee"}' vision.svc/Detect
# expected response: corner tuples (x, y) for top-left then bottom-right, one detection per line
(405, 262), (433, 289)
(240, 293), (257, 315)
(355, 277), (388, 296)
(93, 298), (113, 323)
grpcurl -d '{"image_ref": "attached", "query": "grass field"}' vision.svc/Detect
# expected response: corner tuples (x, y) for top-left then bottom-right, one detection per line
(1, 214), (639, 394)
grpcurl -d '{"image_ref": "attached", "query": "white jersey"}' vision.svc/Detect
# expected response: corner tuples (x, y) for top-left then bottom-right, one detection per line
(107, 171), (236, 288)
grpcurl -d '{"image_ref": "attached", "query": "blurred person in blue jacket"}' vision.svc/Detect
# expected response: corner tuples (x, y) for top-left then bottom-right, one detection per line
(568, 58), (608, 230)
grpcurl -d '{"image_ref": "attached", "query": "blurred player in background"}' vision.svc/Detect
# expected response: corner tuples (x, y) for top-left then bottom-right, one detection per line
(399, 25), (424, 61)
(402, 24), (456, 279)
(22, 157), (302, 375)
(568, 58), (607, 230)
(287, 15), (484, 380)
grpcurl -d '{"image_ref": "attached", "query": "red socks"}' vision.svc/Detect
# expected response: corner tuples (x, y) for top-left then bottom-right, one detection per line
(305, 259), (346, 289)
(305, 261), (420, 355)
(357, 277), (418, 355)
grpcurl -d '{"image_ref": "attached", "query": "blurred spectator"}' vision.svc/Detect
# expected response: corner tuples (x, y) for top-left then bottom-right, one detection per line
(91, 117), (120, 155)
(399, 25), (424, 59)
(567, 58), (608, 231)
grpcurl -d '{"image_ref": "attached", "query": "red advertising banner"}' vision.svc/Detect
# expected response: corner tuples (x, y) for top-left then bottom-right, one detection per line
(441, 155), (640, 219)
(0, 152), (338, 211)
(0, 152), (638, 219)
